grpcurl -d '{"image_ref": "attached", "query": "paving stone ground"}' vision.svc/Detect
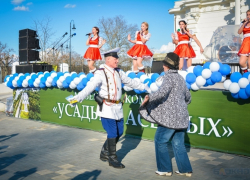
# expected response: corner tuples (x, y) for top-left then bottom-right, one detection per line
(0, 112), (249, 180)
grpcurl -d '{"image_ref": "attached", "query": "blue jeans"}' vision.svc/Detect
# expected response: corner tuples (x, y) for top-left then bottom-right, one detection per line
(154, 125), (192, 173)
(101, 117), (124, 138)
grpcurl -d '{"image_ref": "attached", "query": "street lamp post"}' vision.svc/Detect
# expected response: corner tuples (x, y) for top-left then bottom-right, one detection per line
(69, 20), (76, 72)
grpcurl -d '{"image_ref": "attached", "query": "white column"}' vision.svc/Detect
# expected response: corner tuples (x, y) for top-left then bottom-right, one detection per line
(235, 0), (241, 25)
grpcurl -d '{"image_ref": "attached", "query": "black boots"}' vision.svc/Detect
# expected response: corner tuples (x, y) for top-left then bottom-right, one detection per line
(107, 138), (125, 169)
(100, 140), (109, 161)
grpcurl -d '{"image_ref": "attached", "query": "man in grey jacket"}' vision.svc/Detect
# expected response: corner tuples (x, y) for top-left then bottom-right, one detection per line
(140, 52), (192, 177)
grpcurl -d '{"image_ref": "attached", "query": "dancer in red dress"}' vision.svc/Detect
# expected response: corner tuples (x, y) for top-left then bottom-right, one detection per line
(84, 27), (106, 73)
(238, 10), (250, 73)
(172, 19), (203, 70)
(127, 22), (153, 73)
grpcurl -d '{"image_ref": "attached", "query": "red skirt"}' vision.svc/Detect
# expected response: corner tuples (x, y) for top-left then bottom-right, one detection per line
(238, 37), (250, 56)
(127, 44), (153, 60)
(174, 44), (196, 58)
(84, 47), (102, 61)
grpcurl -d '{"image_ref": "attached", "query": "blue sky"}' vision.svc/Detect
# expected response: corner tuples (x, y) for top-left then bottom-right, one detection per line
(0, 0), (176, 56)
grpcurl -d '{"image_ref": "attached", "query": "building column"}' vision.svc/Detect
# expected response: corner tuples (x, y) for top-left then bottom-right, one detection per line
(235, 0), (241, 25)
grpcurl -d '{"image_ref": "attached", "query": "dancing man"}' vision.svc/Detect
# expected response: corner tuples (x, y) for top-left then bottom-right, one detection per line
(71, 47), (150, 169)
(238, 10), (250, 73)
(172, 19), (203, 70)
(84, 27), (106, 73)
(127, 22), (153, 73)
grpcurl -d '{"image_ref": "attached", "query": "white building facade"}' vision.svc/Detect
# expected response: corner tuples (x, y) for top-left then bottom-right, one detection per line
(169, 0), (250, 63)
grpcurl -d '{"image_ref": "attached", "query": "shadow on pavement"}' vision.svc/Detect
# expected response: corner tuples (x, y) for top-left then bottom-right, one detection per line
(9, 167), (37, 180)
(72, 170), (101, 180)
(0, 134), (19, 143)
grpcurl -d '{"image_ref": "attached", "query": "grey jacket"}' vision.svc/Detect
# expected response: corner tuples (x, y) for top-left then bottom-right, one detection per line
(139, 69), (191, 129)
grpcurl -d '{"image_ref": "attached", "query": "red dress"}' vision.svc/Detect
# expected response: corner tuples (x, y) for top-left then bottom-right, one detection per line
(127, 32), (153, 60)
(238, 24), (250, 56)
(84, 37), (102, 61)
(174, 31), (196, 58)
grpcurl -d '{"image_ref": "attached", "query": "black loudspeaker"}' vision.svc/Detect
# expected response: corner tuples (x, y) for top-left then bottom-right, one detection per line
(19, 29), (37, 38)
(19, 50), (40, 62)
(151, 61), (164, 74)
(16, 64), (53, 73)
(19, 37), (40, 50)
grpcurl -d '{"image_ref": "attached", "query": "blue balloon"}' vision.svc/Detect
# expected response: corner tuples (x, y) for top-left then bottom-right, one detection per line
(186, 82), (191, 90)
(9, 76), (14, 82)
(71, 73), (78, 81)
(57, 72), (64, 77)
(230, 72), (242, 83)
(19, 75), (25, 81)
(231, 93), (239, 99)
(186, 73), (196, 84)
(151, 73), (160, 82)
(17, 80), (22, 87)
(143, 79), (152, 87)
(78, 72), (85, 77)
(82, 78), (88, 86)
(206, 78), (215, 86)
(13, 73), (18, 77)
(87, 73), (94, 81)
(243, 72), (250, 79)
(7, 81), (12, 87)
(219, 64), (231, 76)
(246, 84), (250, 96)
(4, 75), (10, 82)
(77, 83), (84, 91)
(160, 72), (165, 76)
(134, 89), (142, 94)
(211, 72), (222, 83)
(128, 72), (137, 79)
(65, 76), (71, 84)
(193, 65), (203, 76)
(137, 72), (145, 79)
(25, 73), (30, 76)
(28, 79), (34, 87)
(31, 74), (38, 81)
(44, 73), (50, 79)
(239, 88), (249, 99)
(203, 83), (209, 87)
(62, 81), (69, 88)
(40, 77), (46, 83)
(203, 62), (211, 69)
(50, 71), (56, 74)
(95, 86), (100, 91)
(37, 72), (43, 75)
(52, 79), (57, 87)
(39, 82), (46, 88)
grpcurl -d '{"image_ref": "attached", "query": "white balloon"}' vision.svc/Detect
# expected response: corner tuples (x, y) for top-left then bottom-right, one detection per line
(70, 82), (76, 89)
(140, 74), (148, 83)
(155, 76), (163, 87)
(35, 78), (40, 85)
(47, 76), (53, 83)
(14, 76), (19, 81)
(45, 81), (52, 87)
(148, 73), (153, 79)
(196, 76), (206, 86)
(229, 83), (240, 93)
(123, 86), (133, 91)
(31, 73), (35, 76)
(73, 77), (81, 85)
(57, 84), (63, 89)
(248, 74), (250, 82)
(238, 78), (249, 88)
(134, 78), (140, 84)
(57, 80), (62, 87)
(34, 82), (39, 87)
(221, 76), (226, 82)
(201, 69), (212, 79)
(25, 76), (31, 81)
(6, 77), (10, 82)
(12, 80), (17, 87)
(178, 70), (188, 80)
(59, 76), (65, 83)
(209, 62), (220, 72)
(79, 74), (86, 80)
(191, 83), (200, 91)
(51, 72), (57, 78)
(38, 74), (44, 79)
(150, 83), (159, 92)
(90, 77), (95, 82)
(18, 73), (24, 77)
(64, 73), (70, 78)
(223, 80), (232, 90)
(70, 71), (77, 75)
(22, 80), (28, 87)
(187, 66), (195, 73)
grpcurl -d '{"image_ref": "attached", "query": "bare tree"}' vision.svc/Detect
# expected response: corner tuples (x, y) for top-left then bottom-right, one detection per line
(97, 15), (139, 68)
(32, 16), (55, 62)
(0, 42), (18, 80)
